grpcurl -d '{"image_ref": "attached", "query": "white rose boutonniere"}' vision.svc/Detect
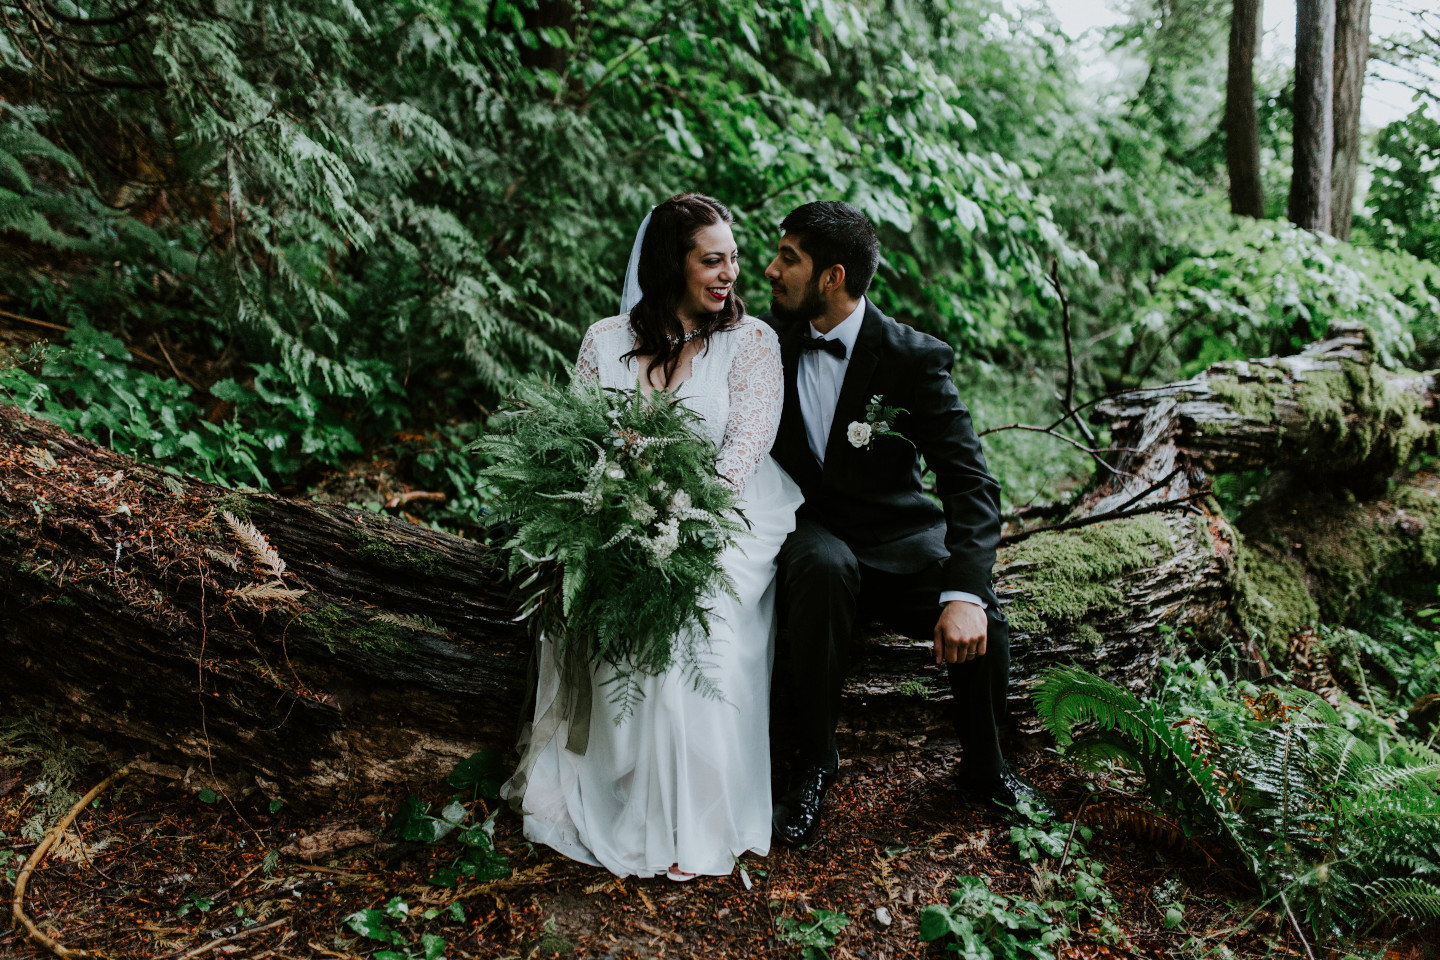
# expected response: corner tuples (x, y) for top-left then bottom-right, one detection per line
(847, 395), (911, 450)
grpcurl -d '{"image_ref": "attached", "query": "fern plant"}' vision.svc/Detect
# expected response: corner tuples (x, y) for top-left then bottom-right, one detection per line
(1034, 665), (1440, 938)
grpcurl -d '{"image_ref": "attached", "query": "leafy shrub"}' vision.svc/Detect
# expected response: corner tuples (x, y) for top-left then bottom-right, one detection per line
(1364, 108), (1440, 266)
(1034, 663), (1440, 939)
(920, 804), (1119, 958)
(774, 908), (850, 960)
(1133, 218), (1440, 380)
(1, 321), (409, 491)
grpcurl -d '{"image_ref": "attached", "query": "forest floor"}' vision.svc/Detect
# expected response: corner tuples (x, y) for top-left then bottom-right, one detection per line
(0, 728), (1434, 960)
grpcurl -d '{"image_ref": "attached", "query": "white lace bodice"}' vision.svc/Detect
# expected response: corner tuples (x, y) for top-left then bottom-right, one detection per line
(574, 314), (783, 493)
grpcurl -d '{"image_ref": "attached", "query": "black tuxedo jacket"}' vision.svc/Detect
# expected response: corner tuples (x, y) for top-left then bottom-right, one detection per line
(763, 300), (1002, 605)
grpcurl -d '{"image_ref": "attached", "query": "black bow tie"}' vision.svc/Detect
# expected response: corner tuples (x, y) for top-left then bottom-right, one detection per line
(799, 336), (846, 360)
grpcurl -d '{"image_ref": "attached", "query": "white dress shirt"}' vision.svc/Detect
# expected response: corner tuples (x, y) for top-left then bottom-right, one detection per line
(797, 298), (984, 610)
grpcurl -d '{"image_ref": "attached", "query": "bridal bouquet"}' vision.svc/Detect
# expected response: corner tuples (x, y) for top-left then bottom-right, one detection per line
(473, 376), (744, 709)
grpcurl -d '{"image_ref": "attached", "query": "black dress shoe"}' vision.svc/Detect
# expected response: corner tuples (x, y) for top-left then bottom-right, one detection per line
(772, 761), (838, 846)
(956, 765), (1053, 819)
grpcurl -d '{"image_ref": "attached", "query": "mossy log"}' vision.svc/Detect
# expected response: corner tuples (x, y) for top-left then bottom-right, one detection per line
(2, 323), (1437, 795)
(851, 322), (1440, 729)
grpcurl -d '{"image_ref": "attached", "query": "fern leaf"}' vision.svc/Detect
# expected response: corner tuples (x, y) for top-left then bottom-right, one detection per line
(233, 582), (308, 604)
(222, 510), (287, 580)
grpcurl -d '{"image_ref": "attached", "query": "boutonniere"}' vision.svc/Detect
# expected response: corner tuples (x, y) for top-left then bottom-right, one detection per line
(847, 395), (911, 450)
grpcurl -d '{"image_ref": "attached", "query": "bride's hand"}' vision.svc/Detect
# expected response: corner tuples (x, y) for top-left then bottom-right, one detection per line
(933, 600), (987, 665)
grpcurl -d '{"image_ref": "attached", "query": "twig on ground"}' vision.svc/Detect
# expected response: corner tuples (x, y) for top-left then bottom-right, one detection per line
(11, 762), (133, 959)
(1055, 790), (1097, 876)
(170, 917), (289, 960)
(1279, 892), (1317, 960)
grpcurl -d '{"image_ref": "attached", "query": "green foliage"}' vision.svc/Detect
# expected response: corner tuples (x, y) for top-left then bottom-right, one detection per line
(1331, 594), (1440, 741)
(0, 717), (86, 840)
(388, 768), (512, 889)
(446, 748), (507, 799)
(920, 878), (1062, 960)
(774, 909), (850, 960)
(920, 806), (1118, 958)
(0, 0), (1074, 513)
(474, 377), (742, 713)
(1135, 219), (1440, 378)
(176, 895), (215, 918)
(1035, 662), (1440, 940)
(346, 897), (447, 958)
(392, 797), (467, 844)
(1364, 108), (1440, 265)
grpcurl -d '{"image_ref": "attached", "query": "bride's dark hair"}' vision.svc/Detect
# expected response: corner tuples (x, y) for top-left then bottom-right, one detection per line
(624, 193), (745, 384)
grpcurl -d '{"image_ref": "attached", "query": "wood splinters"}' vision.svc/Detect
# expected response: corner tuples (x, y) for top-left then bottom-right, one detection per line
(10, 762), (133, 960)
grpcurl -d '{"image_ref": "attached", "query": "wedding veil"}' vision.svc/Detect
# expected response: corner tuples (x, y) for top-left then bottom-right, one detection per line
(619, 208), (653, 315)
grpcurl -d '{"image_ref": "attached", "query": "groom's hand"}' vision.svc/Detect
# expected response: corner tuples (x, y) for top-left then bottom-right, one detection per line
(933, 600), (987, 665)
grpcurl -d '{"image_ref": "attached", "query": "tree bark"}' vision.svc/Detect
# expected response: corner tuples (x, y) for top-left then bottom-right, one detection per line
(1226, 0), (1266, 218)
(2, 324), (1436, 795)
(1330, 0), (1372, 240)
(1289, 0), (1337, 232)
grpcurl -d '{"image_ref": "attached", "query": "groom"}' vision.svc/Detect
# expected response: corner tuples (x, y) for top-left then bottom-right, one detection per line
(762, 201), (1044, 846)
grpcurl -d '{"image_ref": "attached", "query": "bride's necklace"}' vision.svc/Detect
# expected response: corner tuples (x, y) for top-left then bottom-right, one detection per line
(664, 327), (702, 347)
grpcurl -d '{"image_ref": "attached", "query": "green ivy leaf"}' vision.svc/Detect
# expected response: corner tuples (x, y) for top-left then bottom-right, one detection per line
(446, 748), (507, 799)
(345, 908), (406, 946)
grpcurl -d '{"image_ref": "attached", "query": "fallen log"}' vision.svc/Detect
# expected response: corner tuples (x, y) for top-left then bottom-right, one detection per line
(1, 322), (1436, 797)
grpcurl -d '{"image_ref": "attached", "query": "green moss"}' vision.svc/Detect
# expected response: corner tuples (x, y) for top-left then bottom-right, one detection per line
(1072, 623), (1104, 650)
(1233, 539), (1320, 661)
(1207, 366), (1293, 423)
(297, 603), (416, 656)
(214, 491), (255, 519)
(1206, 361), (1434, 471)
(355, 534), (445, 578)
(1296, 361), (1432, 469)
(1003, 515), (1175, 635)
(1235, 473), (1440, 643)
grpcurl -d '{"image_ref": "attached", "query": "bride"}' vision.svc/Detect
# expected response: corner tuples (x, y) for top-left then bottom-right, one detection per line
(502, 193), (804, 880)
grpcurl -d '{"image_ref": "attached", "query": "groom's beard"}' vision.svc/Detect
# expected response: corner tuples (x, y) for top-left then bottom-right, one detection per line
(769, 276), (827, 327)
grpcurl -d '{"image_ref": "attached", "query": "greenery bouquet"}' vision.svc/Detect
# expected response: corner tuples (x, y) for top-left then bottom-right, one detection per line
(472, 376), (744, 711)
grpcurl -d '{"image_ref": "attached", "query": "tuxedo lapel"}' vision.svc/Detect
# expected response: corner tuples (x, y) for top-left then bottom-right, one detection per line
(821, 304), (883, 482)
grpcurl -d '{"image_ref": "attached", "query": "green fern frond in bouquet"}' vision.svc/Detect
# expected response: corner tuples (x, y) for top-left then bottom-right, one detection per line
(471, 376), (744, 713)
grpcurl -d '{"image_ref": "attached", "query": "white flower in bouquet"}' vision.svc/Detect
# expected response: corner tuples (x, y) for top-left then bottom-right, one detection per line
(668, 489), (692, 514)
(648, 517), (681, 563)
(847, 421), (873, 448)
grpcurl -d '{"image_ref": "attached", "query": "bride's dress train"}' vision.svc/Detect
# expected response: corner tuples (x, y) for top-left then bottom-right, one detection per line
(502, 314), (802, 878)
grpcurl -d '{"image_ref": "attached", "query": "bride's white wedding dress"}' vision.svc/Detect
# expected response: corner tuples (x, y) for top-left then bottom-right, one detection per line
(502, 313), (803, 878)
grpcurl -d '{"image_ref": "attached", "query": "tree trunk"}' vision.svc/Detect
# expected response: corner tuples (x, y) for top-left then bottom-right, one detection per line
(1330, 0), (1372, 240)
(1226, 0), (1266, 218)
(1289, 0), (1337, 232)
(2, 324), (1436, 796)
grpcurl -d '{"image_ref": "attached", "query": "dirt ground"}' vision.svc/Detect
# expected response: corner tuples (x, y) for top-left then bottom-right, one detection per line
(1, 728), (1434, 960)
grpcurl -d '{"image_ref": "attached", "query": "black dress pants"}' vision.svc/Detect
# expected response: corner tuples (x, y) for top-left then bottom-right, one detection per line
(776, 517), (1009, 778)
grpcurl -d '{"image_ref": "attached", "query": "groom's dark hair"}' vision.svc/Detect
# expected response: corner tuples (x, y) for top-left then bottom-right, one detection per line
(780, 202), (880, 298)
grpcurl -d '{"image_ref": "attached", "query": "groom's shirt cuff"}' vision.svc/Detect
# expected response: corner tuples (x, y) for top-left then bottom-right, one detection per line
(939, 590), (986, 609)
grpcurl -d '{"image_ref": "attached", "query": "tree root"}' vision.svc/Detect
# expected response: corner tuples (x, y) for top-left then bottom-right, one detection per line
(10, 763), (132, 959)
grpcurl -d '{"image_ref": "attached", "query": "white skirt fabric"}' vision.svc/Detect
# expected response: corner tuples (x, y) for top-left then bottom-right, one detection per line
(502, 455), (802, 877)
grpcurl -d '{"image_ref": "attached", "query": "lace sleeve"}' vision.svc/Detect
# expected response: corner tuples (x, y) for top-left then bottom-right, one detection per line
(574, 325), (601, 384)
(716, 321), (783, 493)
